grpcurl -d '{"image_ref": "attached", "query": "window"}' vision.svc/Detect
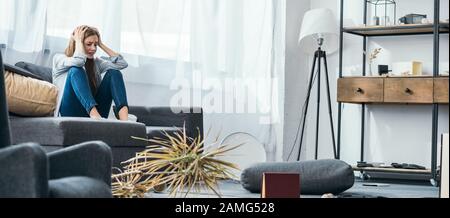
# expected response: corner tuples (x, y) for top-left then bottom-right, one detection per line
(0, 0), (14, 44)
(46, 0), (191, 61)
(121, 0), (191, 61)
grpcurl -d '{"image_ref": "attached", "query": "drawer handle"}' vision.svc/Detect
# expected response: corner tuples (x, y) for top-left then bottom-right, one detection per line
(405, 88), (413, 95)
(355, 88), (364, 94)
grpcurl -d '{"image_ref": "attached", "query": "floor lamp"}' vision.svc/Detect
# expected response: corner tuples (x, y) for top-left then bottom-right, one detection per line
(296, 8), (338, 161)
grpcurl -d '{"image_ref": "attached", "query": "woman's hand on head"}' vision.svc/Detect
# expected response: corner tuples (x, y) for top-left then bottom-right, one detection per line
(91, 27), (104, 48)
(72, 25), (88, 43)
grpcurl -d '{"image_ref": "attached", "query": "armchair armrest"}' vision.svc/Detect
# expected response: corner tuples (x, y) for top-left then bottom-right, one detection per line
(48, 141), (112, 186)
(0, 143), (48, 197)
(127, 106), (204, 139)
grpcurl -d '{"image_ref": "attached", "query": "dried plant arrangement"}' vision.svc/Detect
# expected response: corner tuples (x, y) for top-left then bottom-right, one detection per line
(111, 126), (241, 198)
(366, 47), (382, 75)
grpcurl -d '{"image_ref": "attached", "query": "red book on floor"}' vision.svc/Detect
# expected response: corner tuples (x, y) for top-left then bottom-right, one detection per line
(261, 172), (300, 198)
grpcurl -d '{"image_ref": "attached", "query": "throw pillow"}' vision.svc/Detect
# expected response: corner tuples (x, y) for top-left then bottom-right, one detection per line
(4, 63), (44, 81)
(15, 61), (53, 83)
(4, 71), (58, 117)
(240, 159), (355, 195)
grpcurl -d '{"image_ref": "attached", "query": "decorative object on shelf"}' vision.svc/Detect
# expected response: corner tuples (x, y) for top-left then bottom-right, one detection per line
(392, 61), (423, 76)
(421, 18), (431, 24)
(372, 16), (380, 26)
(440, 62), (449, 76)
(378, 64), (391, 76)
(111, 126), (241, 198)
(297, 8), (339, 161)
(368, 0), (397, 26)
(399, 13), (427, 25)
(367, 47), (382, 75)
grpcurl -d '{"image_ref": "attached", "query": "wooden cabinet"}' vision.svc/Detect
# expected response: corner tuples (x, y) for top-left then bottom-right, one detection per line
(434, 78), (450, 103)
(338, 0), (447, 185)
(337, 77), (383, 103)
(384, 78), (434, 104)
(337, 77), (449, 104)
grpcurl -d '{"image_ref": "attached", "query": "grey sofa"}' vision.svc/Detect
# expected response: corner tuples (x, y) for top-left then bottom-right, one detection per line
(9, 116), (147, 167)
(9, 106), (204, 167)
(127, 106), (204, 142)
(7, 61), (204, 168)
(1, 52), (112, 198)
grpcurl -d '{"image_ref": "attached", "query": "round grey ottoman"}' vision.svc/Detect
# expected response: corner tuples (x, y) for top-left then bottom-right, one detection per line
(240, 159), (354, 195)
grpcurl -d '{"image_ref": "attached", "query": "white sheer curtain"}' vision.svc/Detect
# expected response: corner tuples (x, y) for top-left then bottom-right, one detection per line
(0, 0), (286, 161)
(185, 0), (285, 161)
(0, 0), (48, 64)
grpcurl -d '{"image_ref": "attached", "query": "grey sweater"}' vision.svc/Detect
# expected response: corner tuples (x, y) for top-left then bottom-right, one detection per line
(52, 50), (128, 116)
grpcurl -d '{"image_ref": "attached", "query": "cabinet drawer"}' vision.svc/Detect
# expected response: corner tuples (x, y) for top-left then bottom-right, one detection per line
(434, 78), (449, 104)
(384, 78), (433, 103)
(337, 78), (384, 103)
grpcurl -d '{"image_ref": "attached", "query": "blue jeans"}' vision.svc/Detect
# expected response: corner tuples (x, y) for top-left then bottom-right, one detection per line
(59, 67), (128, 118)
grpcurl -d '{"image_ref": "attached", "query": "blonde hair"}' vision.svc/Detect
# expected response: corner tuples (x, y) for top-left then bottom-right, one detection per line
(64, 26), (100, 57)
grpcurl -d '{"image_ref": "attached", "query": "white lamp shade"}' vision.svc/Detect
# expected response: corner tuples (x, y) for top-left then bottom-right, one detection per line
(298, 8), (339, 55)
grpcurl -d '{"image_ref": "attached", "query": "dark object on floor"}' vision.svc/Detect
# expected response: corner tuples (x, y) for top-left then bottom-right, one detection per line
(391, 163), (426, 170)
(357, 161), (374, 167)
(261, 173), (300, 198)
(362, 183), (390, 187)
(241, 159), (354, 195)
(337, 193), (387, 198)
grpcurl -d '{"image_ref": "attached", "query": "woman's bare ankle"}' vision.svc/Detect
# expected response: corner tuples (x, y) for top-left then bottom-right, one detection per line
(118, 106), (129, 121)
(89, 107), (102, 119)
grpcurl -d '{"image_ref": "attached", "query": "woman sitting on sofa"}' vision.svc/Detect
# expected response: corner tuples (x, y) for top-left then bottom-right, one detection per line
(53, 25), (129, 120)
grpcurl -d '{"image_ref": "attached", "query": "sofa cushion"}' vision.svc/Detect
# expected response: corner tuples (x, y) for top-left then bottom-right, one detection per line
(9, 117), (147, 147)
(49, 176), (111, 198)
(146, 126), (180, 139)
(4, 71), (58, 117)
(128, 106), (204, 140)
(15, 61), (53, 83)
(4, 63), (44, 80)
(240, 159), (355, 195)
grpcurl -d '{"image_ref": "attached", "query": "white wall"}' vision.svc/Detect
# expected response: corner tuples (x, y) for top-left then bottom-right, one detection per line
(284, 0), (449, 168)
(283, 0), (311, 161)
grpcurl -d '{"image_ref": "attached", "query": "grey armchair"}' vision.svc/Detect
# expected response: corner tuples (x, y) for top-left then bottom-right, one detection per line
(1, 52), (113, 198)
(0, 141), (112, 198)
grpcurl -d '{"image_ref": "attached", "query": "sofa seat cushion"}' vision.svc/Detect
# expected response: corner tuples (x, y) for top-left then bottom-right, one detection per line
(241, 159), (355, 195)
(10, 117), (147, 147)
(146, 126), (180, 140)
(129, 106), (203, 140)
(49, 176), (111, 198)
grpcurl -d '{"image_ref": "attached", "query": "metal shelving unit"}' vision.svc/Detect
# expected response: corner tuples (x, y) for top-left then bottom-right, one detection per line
(337, 0), (448, 185)
(344, 23), (449, 36)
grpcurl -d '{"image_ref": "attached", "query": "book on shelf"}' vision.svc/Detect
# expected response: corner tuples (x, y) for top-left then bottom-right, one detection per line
(261, 172), (300, 198)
